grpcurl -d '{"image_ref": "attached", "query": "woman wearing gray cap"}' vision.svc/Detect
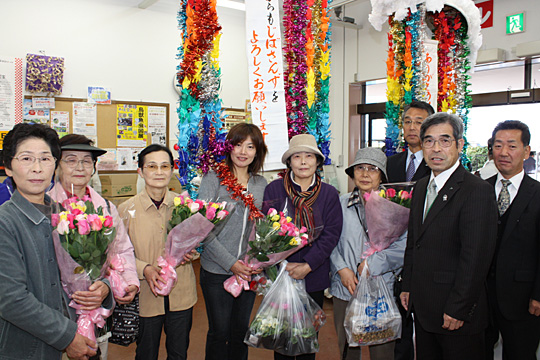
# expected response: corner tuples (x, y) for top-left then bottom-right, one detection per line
(262, 133), (343, 360)
(48, 134), (139, 308)
(330, 147), (407, 360)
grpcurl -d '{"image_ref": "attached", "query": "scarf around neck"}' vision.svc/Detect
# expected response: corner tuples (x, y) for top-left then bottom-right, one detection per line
(283, 170), (322, 237)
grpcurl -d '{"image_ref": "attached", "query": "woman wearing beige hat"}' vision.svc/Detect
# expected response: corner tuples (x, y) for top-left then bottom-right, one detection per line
(330, 147), (407, 360)
(262, 133), (343, 360)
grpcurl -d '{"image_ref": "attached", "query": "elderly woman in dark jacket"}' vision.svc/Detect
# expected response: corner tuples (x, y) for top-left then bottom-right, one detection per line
(262, 134), (343, 360)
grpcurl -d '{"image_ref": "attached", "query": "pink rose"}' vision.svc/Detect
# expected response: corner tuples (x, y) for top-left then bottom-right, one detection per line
(103, 216), (114, 228)
(206, 206), (216, 221)
(217, 210), (228, 220)
(401, 190), (410, 200)
(71, 208), (82, 216)
(363, 192), (371, 201)
(77, 219), (91, 235)
(386, 188), (396, 198)
(51, 213), (59, 227)
(81, 195), (91, 202)
(87, 214), (103, 231)
(267, 208), (278, 217)
(67, 214), (76, 229)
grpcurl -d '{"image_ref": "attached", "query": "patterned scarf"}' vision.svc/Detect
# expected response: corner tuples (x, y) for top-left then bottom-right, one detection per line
(283, 169), (322, 238)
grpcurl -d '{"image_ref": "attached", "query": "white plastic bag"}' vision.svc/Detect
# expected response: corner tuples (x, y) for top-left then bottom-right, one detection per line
(244, 261), (326, 356)
(343, 266), (401, 346)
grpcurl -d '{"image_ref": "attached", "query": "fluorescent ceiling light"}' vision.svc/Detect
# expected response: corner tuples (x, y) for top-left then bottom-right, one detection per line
(217, 0), (245, 11)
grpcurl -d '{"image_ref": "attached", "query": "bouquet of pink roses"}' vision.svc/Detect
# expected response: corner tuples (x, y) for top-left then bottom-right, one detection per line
(155, 191), (232, 296)
(52, 196), (116, 344)
(361, 186), (412, 258)
(224, 208), (309, 297)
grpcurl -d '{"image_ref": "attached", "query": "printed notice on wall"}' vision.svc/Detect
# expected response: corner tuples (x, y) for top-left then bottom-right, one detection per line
(51, 111), (69, 137)
(23, 98), (50, 125)
(0, 56), (23, 130)
(148, 106), (167, 145)
(73, 102), (97, 136)
(116, 105), (148, 148)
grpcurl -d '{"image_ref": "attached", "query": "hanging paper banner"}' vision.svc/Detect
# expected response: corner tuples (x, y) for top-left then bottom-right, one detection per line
(246, 0), (289, 171)
(0, 56), (23, 130)
(87, 86), (111, 104)
(116, 104), (147, 148)
(424, 39), (438, 112)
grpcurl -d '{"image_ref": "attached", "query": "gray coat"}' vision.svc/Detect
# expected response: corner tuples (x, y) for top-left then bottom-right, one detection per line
(0, 190), (77, 360)
(199, 171), (267, 275)
(330, 193), (407, 302)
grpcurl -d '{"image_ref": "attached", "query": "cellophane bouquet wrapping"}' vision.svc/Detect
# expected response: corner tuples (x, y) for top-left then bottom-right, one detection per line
(244, 262), (326, 356)
(362, 186), (412, 258)
(223, 208), (309, 297)
(343, 266), (402, 346)
(52, 196), (117, 343)
(155, 191), (232, 296)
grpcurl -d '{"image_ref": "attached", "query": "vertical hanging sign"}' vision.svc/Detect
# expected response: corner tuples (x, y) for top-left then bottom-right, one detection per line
(424, 39), (439, 112)
(246, 0), (289, 170)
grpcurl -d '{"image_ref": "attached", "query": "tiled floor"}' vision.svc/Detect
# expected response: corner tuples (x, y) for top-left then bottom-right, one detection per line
(108, 260), (359, 360)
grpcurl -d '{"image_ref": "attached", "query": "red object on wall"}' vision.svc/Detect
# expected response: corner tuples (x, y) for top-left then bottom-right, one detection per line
(475, 0), (494, 29)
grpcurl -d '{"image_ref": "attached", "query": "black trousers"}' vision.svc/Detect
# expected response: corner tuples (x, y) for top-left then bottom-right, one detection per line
(135, 296), (193, 360)
(414, 315), (485, 360)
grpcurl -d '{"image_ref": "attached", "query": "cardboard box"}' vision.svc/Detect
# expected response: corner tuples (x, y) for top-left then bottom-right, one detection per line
(99, 174), (137, 197)
(104, 195), (132, 208)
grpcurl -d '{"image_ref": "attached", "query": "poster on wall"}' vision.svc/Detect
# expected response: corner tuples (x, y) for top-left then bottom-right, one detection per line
(51, 111), (69, 137)
(87, 86), (111, 104)
(148, 106), (167, 146)
(246, 0), (289, 170)
(23, 98), (50, 125)
(116, 104), (148, 148)
(0, 56), (23, 130)
(73, 102), (97, 136)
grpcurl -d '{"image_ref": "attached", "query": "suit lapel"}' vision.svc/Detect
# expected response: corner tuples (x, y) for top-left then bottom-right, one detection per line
(502, 175), (537, 242)
(418, 166), (464, 238)
(412, 177), (428, 241)
(413, 159), (430, 181)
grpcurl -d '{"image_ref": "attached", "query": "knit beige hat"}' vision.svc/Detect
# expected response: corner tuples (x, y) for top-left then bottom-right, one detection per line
(281, 134), (324, 165)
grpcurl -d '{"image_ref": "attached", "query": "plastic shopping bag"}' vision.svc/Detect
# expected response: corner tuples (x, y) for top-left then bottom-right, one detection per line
(244, 261), (326, 356)
(344, 266), (401, 346)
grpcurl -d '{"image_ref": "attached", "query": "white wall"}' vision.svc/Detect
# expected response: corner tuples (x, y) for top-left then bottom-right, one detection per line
(2, 0), (539, 193)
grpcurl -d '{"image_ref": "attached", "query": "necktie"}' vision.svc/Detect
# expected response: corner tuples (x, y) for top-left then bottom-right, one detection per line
(498, 179), (511, 215)
(423, 179), (437, 221)
(406, 154), (416, 182)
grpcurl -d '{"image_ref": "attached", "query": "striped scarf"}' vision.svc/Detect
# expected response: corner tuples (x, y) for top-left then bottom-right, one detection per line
(283, 170), (322, 240)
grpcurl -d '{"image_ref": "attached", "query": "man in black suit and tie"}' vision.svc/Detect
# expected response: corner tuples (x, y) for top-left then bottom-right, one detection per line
(400, 113), (498, 359)
(387, 101), (434, 183)
(485, 120), (540, 360)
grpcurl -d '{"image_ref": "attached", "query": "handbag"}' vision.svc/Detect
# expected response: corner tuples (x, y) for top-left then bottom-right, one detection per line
(109, 294), (139, 346)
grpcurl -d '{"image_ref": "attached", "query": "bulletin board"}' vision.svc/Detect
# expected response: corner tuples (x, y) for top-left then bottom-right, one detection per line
(25, 96), (170, 173)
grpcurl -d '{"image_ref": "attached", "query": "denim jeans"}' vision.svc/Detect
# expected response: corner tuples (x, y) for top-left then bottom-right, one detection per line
(200, 267), (256, 360)
(135, 296), (193, 360)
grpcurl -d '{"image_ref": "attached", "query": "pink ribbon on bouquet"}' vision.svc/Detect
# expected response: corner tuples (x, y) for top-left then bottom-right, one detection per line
(155, 256), (177, 296)
(223, 260), (253, 297)
(70, 301), (112, 344)
(107, 254), (129, 298)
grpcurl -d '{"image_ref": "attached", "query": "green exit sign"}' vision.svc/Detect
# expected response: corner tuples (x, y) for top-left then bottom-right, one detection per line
(506, 13), (524, 34)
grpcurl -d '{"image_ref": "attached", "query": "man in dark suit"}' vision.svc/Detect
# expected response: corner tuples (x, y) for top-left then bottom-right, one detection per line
(400, 113), (498, 359)
(387, 101), (434, 183)
(485, 120), (540, 360)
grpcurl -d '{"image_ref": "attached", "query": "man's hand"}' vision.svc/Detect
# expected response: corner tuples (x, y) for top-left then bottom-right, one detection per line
(442, 313), (464, 330)
(65, 333), (97, 360)
(529, 299), (540, 316)
(338, 267), (358, 295)
(285, 262), (312, 280)
(143, 265), (165, 297)
(400, 292), (410, 311)
(115, 285), (138, 305)
(72, 280), (109, 310)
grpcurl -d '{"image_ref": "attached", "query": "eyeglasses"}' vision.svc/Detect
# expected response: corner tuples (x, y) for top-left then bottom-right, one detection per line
(354, 165), (380, 173)
(143, 163), (173, 172)
(61, 156), (94, 169)
(12, 154), (56, 167)
(403, 120), (423, 127)
(422, 137), (455, 149)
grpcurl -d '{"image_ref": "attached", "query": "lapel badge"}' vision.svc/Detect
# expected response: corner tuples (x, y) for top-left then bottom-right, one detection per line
(443, 194), (448, 202)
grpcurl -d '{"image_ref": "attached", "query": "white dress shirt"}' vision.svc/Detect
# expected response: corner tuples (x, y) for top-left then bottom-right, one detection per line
(495, 170), (524, 204)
